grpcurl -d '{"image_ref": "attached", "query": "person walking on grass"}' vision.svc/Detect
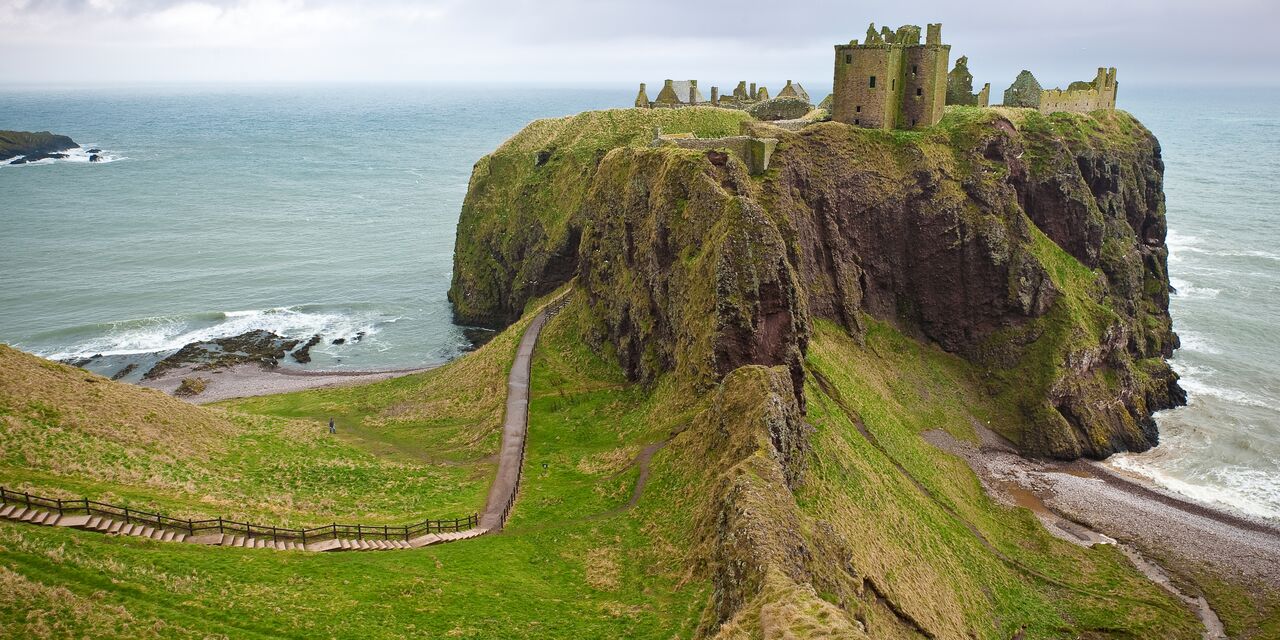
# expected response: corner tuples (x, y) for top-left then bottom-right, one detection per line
(328, 417), (336, 434)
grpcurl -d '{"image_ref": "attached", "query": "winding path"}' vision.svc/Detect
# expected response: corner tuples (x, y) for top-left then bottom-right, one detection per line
(479, 293), (568, 530)
(0, 293), (570, 552)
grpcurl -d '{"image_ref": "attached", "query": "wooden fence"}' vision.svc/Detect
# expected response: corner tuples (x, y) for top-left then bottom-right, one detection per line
(0, 486), (477, 544)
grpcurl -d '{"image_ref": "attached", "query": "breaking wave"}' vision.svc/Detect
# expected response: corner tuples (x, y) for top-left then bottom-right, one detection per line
(2, 145), (126, 167)
(33, 305), (397, 361)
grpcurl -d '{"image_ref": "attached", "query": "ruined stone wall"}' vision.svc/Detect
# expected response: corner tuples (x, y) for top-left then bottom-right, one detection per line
(1038, 68), (1118, 114)
(652, 133), (778, 175)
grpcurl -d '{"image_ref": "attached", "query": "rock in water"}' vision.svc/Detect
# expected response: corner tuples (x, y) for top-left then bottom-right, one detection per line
(89, 154), (101, 162)
(291, 334), (323, 364)
(1003, 70), (1042, 108)
(143, 330), (301, 379)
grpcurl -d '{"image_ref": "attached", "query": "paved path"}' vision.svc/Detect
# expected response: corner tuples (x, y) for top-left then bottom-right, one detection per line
(1, 292), (571, 551)
(480, 294), (569, 530)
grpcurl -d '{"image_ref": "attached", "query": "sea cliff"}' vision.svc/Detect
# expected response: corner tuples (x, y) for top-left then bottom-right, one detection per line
(450, 105), (1181, 461)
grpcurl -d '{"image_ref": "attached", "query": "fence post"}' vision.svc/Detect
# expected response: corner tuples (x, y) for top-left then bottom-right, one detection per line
(123, 507), (129, 524)
(23, 491), (30, 508)
(188, 519), (194, 536)
(218, 516), (223, 534)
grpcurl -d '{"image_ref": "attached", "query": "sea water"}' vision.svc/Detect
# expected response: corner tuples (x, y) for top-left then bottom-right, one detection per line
(1, 84), (1277, 521)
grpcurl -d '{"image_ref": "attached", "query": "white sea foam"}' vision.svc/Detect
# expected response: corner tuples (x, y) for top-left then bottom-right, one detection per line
(1174, 329), (1221, 355)
(1, 145), (126, 167)
(42, 306), (392, 361)
(1178, 375), (1280, 413)
(1168, 276), (1220, 299)
(1107, 454), (1280, 521)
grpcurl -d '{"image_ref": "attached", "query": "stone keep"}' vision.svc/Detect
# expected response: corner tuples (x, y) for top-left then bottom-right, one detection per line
(832, 23), (950, 130)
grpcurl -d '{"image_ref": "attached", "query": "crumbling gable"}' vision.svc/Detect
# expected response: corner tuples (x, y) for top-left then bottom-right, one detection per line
(946, 56), (990, 107)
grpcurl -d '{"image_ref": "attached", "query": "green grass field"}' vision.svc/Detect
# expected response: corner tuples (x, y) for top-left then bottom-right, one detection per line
(0, 295), (1256, 638)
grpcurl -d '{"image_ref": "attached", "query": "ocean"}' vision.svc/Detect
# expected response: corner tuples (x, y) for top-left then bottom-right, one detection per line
(1, 84), (1276, 521)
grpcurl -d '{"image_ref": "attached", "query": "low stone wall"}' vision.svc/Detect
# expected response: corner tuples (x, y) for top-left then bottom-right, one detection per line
(653, 134), (777, 175)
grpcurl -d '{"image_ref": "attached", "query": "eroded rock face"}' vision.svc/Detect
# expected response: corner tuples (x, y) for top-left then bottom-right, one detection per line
(687, 367), (866, 636)
(450, 107), (1180, 459)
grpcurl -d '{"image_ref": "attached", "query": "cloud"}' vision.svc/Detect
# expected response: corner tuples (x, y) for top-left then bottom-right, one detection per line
(0, 0), (1276, 85)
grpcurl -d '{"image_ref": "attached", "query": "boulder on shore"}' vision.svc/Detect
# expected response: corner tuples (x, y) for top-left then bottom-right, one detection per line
(143, 330), (301, 380)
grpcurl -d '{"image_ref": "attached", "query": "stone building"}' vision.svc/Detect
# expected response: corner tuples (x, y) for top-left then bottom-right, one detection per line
(635, 79), (773, 110)
(946, 56), (990, 107)
(831, 23), (951, 130)
(1002, 70), (1042, 108)
(1038, 68), (1118, 114)
(776, 80), (810, 103)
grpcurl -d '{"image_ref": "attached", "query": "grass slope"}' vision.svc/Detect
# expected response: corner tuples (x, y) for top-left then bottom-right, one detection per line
(801, 319), (1201, 638)
(0, 296), (711, 639)
(0, 337), (502, 525)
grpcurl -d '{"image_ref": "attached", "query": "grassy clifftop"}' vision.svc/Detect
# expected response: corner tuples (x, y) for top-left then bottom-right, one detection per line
(448, 107), (752, 328)
(450, 105), (1181, 461)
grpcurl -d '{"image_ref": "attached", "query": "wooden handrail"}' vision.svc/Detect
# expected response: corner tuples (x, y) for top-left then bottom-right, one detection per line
(0, 486), (476, 542)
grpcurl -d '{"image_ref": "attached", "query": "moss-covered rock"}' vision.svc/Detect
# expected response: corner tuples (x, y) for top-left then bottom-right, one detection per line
(449, 105), (1180, 459)
(0, 130), (78, 162)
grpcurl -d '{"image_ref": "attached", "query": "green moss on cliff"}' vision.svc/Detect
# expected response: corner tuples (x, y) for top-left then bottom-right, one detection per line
(450, 108), (752, 327)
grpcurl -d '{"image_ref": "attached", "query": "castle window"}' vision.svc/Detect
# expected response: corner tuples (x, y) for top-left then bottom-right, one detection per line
(855, 105), (861, 113)
(912, 119), (918, 127)
(869, 76), (876, 88)
(845, 54), (852, 64)
(854, 119), (860, 125)
(892, 79), (895, 90)
(912, 65), (918, 75)
(916, 88), (923, 97)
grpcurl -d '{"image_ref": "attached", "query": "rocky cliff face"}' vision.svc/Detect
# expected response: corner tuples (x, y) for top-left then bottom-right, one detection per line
(449, 106), (1181, 460)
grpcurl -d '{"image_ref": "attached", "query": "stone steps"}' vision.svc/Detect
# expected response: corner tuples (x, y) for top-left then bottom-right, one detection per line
(2, 502), (487, 555)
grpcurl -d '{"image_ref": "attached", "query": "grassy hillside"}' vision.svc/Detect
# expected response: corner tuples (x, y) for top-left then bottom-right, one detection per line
(1, 294), (1214, 638)
(0, 296), (713, 639)
(0, 338), (501, 526)
(801, 320), (1199, 637)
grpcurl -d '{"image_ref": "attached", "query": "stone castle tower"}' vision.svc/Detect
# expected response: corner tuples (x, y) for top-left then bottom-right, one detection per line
(831, 23), (950, 130)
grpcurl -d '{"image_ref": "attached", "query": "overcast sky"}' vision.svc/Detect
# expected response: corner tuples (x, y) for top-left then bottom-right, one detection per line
(2, 0), (1276, 88)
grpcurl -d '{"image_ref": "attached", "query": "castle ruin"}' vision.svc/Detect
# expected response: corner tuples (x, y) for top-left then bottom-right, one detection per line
(1036, 68), (1118, 114)
(635, 79), (779, 110)
(946, 56), (990, 107)
(629, 22), (1120, 128)
(831, 23), (950, 130)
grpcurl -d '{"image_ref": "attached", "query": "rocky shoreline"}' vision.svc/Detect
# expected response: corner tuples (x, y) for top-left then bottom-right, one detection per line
(925, 425), (1280, 636)
(60, 328), (432, 402)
